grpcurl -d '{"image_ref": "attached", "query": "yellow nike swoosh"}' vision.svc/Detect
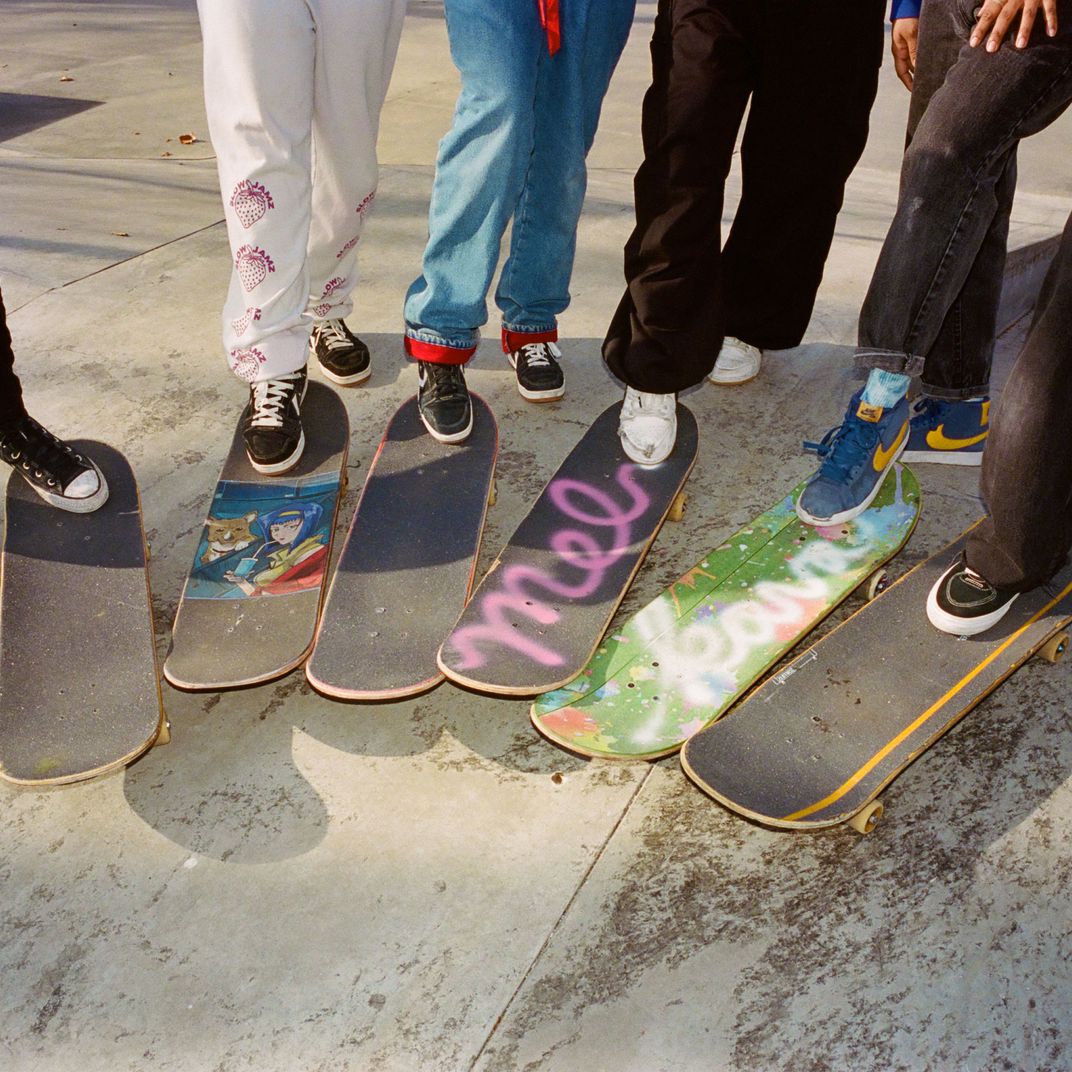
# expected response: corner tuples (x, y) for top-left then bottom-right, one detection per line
(926, 426), (988, 450)
(872, 421), (908, 473)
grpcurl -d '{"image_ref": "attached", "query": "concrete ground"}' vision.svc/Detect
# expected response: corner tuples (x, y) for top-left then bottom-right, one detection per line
(3, 3), (1072, 1069)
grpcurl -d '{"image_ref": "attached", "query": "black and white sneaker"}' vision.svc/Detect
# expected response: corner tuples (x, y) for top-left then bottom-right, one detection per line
(926, 554), (1020, 636)
(0, 415), (108, 513)
(242, 366), (308, 475)
(310, 320), (371, 385)
(417, 361), (473, 444)
(508, 341), (565, 401)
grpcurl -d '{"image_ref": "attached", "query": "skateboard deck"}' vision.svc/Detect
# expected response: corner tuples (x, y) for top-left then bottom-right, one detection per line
(532, 465), (921, 760)
(164, 382), (347, 690)
(680, 525), (1072, 833)
(0, 441), (168, 785)
(306, 395), (497, 700)
(438, 401), (698, 696)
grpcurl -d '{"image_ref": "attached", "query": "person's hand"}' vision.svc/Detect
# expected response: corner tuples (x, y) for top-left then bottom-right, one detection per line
(892, 18), (920, 90)
(971, 0), (1058, 50)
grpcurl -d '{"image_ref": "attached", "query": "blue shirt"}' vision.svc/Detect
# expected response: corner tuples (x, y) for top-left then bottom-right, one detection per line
(891, 0), (921, 19)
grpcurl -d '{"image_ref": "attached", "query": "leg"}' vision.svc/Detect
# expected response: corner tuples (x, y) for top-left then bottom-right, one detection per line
(968, 211), (1072, 590)
(856, 6), (1072, 381)
(0, 289), (27, 433)
(721, 0), (884, 350)
(403, 0), (543, 364)
(602, 0), (754, 394)
(494, 0), (636, 343)
(198, 0), (317, 383)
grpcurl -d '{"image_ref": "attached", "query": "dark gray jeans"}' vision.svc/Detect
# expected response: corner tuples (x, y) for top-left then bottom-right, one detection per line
(856, 0), (1072, 399)
(968, 210), (1072, 590)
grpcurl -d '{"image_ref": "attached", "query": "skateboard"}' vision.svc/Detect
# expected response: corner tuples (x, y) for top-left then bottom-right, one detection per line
(438, 400), (698, 696)
(680, 525), (1072, 833)
(0, 442), (168, 785)
(306, 395), (497, 700)
(164, 382), (347, 690)
(532, 465), (921, 760)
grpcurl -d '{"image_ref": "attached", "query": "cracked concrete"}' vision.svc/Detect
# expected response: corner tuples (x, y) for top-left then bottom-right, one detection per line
(2, 2), (1072, 1069)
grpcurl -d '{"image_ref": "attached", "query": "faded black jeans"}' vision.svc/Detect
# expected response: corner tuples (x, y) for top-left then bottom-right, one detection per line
(603, 0), (884, 394)
(0, 288), (27, 432)
(967, 211), (1072, 590)
(856, 0), (1072, 399)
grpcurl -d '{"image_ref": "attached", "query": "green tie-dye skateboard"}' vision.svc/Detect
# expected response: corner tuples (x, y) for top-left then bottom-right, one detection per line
(530, 465), (921, 760)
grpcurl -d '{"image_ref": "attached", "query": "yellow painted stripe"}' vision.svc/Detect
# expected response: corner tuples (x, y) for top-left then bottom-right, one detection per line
(782, 578), (1072, 822)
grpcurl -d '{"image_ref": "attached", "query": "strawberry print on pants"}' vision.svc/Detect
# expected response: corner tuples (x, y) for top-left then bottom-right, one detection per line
(198, 0), (406, 382)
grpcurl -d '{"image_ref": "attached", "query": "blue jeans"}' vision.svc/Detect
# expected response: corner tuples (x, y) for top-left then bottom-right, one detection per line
(856, 0), (1072, 398)
(403, 0), (635, 363)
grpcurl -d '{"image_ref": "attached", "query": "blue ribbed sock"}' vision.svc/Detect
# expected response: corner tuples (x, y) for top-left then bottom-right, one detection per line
(861, 369), (910, 409)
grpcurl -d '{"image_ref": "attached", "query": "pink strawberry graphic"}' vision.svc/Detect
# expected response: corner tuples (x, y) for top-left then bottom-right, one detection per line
(313, 303), (331, 317)
(229, 346), (267, 382)
(355, 190), (376, 217)
(235, 245), (275, 292)
(230, 181), (275, 229)
(336, 235), (359, 260)
(231, 306), (263, 336)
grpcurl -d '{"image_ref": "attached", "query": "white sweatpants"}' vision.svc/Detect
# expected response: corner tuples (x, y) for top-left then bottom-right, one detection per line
(198, 0), (405, 382)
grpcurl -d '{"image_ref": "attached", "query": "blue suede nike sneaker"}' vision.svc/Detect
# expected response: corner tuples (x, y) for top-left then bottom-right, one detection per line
(902, 396), (989, 465)
(796, 390), (910, 526)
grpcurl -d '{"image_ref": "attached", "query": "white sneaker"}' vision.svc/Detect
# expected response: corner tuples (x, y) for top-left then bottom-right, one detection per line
(708, 336), (761, 385)
(618, 388), (677, 466)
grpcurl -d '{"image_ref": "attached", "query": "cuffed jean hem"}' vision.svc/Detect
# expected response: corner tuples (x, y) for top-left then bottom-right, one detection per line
(501, 324), (558, 353)
(854, 348), (927, 377)
(918, 380), (992, 401)
(403, 331), (477, 365)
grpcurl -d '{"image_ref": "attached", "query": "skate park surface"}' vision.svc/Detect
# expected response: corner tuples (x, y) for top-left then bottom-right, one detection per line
(3, 2), (1072, 1069)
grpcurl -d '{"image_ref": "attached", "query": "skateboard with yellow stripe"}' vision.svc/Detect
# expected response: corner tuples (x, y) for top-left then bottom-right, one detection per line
(680, 525), (1072, 833)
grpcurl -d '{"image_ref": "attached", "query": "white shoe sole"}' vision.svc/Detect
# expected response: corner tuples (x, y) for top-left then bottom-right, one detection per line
(707, 365), (759, 386)
(419, 404), (473, 445)
(901, 449), (983, 466)
(926, 580), (1019, 636)
(795, 436), (906, 527)
(247, 429), (305, 475)
(317, 361), (372, 387)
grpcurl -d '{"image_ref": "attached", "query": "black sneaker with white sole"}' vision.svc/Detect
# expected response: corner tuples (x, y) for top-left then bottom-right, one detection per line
(926, 553), (1020, 636)
(417, 360), (473, 444)
(509, 341), (565, 401)
(310, 320), (371, 385)
(0, 414), (108, 513)
(243, 366), (308, 475)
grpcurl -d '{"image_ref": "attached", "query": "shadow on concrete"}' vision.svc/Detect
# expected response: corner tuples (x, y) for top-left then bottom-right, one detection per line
(0, 93), (102, 143)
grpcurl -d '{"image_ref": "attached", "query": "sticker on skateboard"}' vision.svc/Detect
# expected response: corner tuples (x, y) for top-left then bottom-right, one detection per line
(0, 441), (168, 785)
(164, 382), (347, 690)
(437, 401), (698, 696)
(306, 394), (497, 700)
(680, 525), (1072, 833)
(531, 465), (920, 759)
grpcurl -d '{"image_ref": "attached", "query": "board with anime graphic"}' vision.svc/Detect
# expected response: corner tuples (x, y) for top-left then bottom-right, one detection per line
(531, 465), (920, 760)
(164, 383), (347, 689)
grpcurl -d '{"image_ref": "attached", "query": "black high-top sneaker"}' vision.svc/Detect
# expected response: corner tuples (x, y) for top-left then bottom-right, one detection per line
(0, 415), (108, 512)
(416, 360), (473, 444)
(242, 366), (308, 474)
(309, 320), (371, 385)
(508, 341), (565, 401)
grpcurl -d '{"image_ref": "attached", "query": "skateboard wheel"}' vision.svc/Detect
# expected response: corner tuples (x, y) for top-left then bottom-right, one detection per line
(864, 570), (890, 602)
(488, 480), (497, 508)
(668, 492), (687, 523)
(847, 800), (883, 835)
(1039, 632), (1070, 665)
(154, 714), (172, 747)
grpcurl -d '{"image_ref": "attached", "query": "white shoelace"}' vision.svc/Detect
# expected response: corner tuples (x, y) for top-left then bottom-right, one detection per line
(519, 341), (561, 368)
(250, 375), (300, 428)
(622, 388), (675, 420)
(317, 321), (352, 352)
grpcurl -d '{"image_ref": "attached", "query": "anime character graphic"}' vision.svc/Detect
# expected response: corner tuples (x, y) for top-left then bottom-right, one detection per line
(222, 500), (328, 597)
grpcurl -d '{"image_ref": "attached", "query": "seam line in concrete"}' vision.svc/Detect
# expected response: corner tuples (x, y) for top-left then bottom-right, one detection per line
(466, 765), (655, 1071)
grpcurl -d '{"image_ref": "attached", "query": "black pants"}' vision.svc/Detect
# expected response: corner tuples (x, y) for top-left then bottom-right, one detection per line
(0, 289), (27, 432)
(967, 211), (1072, 591)
(603, 0), (884, 393)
